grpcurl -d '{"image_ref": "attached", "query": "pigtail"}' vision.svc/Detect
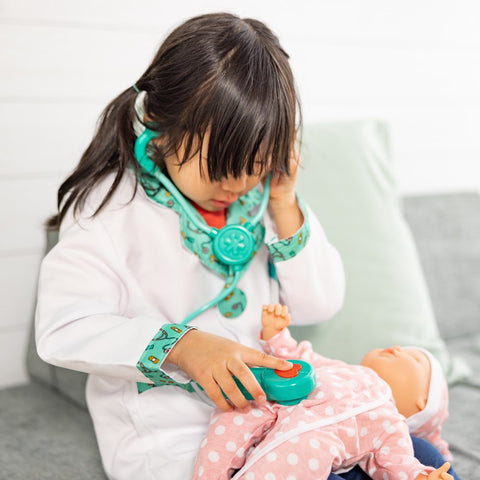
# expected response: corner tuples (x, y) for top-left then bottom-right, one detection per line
(46, 86), (139, 229)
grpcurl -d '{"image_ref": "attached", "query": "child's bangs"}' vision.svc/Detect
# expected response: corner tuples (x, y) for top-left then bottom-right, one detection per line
(189, 86), (296, 182)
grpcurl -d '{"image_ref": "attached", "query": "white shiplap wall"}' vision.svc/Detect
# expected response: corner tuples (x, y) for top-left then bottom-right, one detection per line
(1, 0), (480, 388)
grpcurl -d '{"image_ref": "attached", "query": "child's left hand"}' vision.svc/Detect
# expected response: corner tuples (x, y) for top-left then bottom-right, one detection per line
(266, 146), (303, 239)
(268, 145), (300, 207)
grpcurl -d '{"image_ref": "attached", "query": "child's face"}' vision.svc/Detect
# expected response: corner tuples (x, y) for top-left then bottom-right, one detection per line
(160, 134), (265, 212)
(361, 346), (431, 418)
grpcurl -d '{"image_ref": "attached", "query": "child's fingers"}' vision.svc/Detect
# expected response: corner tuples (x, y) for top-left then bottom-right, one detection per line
(226, 360), (265, 406)
(201, 379), (233, 412)
(281, 305), (289, 317)
(215, 368), (252, 410)
(245, 348), (292, 371)
(274, 304), (283, 316)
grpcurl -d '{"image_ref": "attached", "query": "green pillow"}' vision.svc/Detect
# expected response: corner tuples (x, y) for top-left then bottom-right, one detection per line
(291, 120), (468, 383)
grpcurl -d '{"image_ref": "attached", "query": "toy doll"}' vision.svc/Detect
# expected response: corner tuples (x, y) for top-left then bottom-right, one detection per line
(192, 304), (452, 480)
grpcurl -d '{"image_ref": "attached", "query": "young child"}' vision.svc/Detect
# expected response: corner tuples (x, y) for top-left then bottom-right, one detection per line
(34, 13), (346, 480)
(192, 304), (455, 480)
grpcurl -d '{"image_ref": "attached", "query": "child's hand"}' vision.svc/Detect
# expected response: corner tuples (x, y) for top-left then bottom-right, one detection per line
(266, 146), (303, 239)
(165, 329), (292, 411)
(415, 463), (453, 480)
(261, 304), (291, 341)
(268, 145), (300, 207)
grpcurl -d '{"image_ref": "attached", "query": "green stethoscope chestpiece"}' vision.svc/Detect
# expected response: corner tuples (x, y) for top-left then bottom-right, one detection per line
(225, 360), (317, 406)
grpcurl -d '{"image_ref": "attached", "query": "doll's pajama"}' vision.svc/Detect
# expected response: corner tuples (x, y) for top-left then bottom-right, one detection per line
(192, 330), (436, 480)
(35, 172), (345, 480)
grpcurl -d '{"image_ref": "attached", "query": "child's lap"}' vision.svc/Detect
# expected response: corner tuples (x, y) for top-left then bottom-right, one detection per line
(86, 375), (213, 480)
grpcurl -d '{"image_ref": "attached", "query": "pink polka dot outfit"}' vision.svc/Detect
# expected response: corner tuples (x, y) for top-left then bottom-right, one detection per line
(192, 329), (437, 480)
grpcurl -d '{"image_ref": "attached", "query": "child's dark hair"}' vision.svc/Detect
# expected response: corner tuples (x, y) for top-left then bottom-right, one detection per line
(48, 12), (301, 229)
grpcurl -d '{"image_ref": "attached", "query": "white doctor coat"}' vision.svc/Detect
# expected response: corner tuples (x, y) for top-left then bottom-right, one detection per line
(35, 171), (345, 480)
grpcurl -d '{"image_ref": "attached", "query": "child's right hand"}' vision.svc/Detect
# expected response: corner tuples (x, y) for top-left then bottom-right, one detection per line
(165, 329), (292, 411)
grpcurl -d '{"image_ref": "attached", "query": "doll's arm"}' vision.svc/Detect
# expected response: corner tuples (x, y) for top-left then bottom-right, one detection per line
(261, 304), (336, 368)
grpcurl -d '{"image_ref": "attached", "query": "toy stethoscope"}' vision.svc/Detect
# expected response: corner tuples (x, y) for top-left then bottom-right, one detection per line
(135, 128), (317, 406)
(134, 128), (271, 326)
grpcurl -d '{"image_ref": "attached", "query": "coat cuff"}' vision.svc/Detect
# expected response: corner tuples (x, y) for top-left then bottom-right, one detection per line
(136, 323), (196, 391)
(266, 194), (311, 263)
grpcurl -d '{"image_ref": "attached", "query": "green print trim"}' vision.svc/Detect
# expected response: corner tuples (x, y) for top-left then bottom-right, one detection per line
(136, 323), (196, 394)
(267, 195), (311, 263)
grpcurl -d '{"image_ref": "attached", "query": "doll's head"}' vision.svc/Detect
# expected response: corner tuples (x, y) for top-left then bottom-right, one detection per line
(361, 346), (451, 460)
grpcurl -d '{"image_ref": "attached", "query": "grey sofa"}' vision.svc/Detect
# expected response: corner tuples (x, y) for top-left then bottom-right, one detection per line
(1, 192), (479, 480)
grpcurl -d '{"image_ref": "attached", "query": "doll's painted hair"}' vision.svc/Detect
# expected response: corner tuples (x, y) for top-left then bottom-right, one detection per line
(49, 12), (301, 228)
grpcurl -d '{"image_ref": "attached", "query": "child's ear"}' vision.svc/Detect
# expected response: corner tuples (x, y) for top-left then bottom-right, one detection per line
(415, 395), (427, 412)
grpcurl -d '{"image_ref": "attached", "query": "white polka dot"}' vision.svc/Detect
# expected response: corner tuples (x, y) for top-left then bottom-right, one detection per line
(373, 437), (383, 449)
(234, 416), (244, 425)
(329, 445), (339, 456)
(382, 420), (396, 434)
(346, 428), (355, 437)
(289, 436), (300, 443)
(286, 476), (297, 480)
(432, 418), (439, 426)
(315, 391), (325, 399)
(369, 467), (377, 476)
(200, 437), (208, 447)
(380, 446), (390, 455)
(297, 420), (307, 428)
(245, 473), (255, 480)
(399, 472), (407, 480)
(208, 451), (219, 463)
(226, 441), (237, 452)
(398, 437), (408, 448)
(236, 447), (245, 458)
(309, 438), (320, 449)
(251, 408), (264, 417)
(215, 425), (225, 435)
(360, 427), (368, 437)
(198, 466), (204, 477)
(244, 432), (253, 441)
(325, 406), (334, 415)
(281, 416), (290, 424)
(382, 473), (390, 480)
(334, 392), (343, 399)
(210, 415), (219, 424)
(369, 411), (378, 420)
(265, 473), (276, 480)
(287, 453), (298, 465)
(266, 452), (277, 462)
(308, 458), (319, 471)
(274, 432), (283, 438)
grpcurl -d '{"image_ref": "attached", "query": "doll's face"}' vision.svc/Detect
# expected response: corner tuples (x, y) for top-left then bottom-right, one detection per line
(361, 346), (431, 418)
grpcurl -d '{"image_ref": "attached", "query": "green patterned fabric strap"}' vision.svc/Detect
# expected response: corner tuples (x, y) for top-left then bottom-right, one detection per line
(136, 323), (196, 394)
(267, 194), (311, 263)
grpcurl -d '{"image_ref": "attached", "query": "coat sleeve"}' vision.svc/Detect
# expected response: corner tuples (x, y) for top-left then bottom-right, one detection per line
(35, 204), (190, 384)
(264, 195), (345, 325)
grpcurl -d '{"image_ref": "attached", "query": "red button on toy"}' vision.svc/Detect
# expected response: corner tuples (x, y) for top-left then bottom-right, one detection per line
(274, 363), (302, 378)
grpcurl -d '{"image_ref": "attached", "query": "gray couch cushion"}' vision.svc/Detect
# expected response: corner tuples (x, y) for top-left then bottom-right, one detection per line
(0, 383), (106, 480)
(402, 192), (480, 340)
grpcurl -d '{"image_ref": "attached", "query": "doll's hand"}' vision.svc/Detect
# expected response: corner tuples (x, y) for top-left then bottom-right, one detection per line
(415, 463), (453, 480)
(165, 329), (292, 411)
(261, 304), (291, 341)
